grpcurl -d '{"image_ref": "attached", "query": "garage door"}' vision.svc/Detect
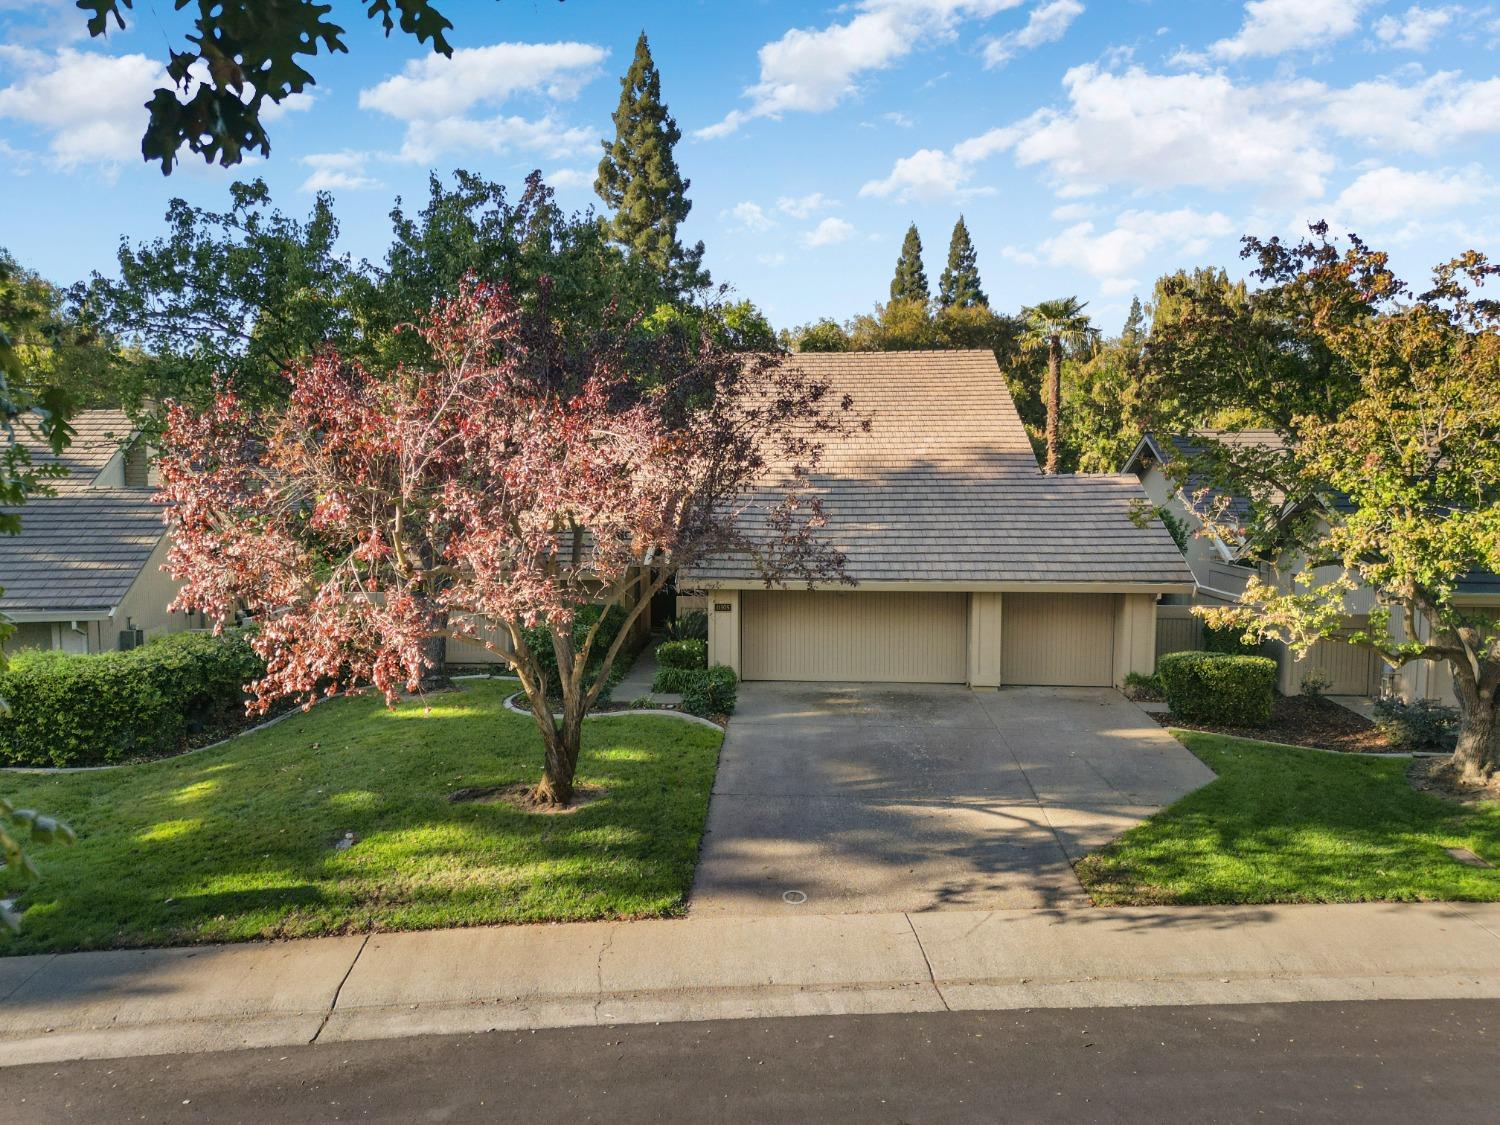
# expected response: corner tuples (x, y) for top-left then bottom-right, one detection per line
(741, 590), (967, 683)
(1001, 593), (1115, 686)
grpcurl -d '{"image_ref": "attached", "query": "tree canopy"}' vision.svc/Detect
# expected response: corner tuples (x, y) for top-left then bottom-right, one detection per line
(938, 216), (987, 310)
(889, 224), (930, 305)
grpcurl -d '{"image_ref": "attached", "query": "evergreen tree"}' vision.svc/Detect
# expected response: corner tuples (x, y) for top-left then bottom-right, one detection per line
(1121, 295), (1145, 345)
(937, 216), (986, 309)
(594, 33), (708, 290)
(889, 223), (929, 304)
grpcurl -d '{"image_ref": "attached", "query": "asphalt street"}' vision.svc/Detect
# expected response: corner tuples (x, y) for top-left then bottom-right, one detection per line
(3, 999), (1495, 1124)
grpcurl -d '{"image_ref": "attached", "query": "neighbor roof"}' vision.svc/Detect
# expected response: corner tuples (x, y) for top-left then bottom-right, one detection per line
(0, 409), (162, 617)
(688, 350), (1192, 587)
(1123, 428), (1286, 524)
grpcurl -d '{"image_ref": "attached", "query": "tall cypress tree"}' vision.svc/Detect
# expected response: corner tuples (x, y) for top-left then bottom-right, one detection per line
(889, 223), (929, 304)
(595, 32), (708, 289)
(937, 215), (986, 310)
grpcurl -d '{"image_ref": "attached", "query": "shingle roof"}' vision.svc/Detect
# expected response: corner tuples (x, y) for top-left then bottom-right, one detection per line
(689, 350), (1192, 587)
(28, 408), (135, 493)
(1, 410), (163, 615)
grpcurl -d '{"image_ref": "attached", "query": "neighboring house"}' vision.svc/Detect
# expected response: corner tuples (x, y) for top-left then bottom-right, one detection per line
(683, 351), (1192, 688)
(1123, 428), (1496, 704)
(0, 410), (193, 654)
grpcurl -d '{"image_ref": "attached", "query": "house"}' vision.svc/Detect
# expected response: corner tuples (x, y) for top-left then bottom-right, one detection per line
(1123, 428), (1496, 704)
(0, 410), (192, 654)
(684, 351), (1193, 687)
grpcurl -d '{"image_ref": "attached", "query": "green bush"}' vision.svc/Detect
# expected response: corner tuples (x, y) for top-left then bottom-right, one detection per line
(0, 631), (263, 767)
(655, 638), (707, 670)
(662, 610), (708, 642)
(1373, 697), (1460, 752)
(1123, 671), (1164, 701)
(682, 665), (737, 718)
(520, 603), (631, 699)
(651, 666), (700, 694)
(1203, 623), (1263, 657)
(1157, 651), (1278, 727)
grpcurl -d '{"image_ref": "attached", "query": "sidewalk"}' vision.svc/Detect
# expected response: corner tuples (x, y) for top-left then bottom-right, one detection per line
(5, 902), (1500, 1066)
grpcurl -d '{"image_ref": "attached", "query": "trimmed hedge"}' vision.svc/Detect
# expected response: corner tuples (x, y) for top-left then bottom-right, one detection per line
(0, 631), (264, 768)
(1203, 623), (1263, 657)
(655, 638), (707, 670)
(651, 666), (700, 694)
(682, 665), (738, 718)
(1157, 651), (1278, 727)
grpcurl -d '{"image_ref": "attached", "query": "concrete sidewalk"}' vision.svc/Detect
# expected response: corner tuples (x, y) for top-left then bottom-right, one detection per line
(5, 902), (1500, 1066)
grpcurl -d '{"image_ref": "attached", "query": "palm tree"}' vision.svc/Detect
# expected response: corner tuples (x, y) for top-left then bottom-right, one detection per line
(1019, 297), (1100, 474)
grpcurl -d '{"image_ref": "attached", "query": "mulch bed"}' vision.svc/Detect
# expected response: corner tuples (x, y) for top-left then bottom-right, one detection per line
(1408, 757), (1500, 805)
(1153, 694), (1396, 754)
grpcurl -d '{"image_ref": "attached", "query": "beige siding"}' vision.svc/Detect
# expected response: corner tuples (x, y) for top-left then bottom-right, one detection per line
(112, 534), (189, 647)
(1112, 593), (1157, 687)
(1285, 637), (1378, 696)
(1001, 593), (1115, 687)
(968, 592), (1003, 688)
(740, 590), (967, 683)
(707, 589), (741, 675)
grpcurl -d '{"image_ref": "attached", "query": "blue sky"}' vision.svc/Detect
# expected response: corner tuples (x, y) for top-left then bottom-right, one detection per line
(2, 0), (1498, 333)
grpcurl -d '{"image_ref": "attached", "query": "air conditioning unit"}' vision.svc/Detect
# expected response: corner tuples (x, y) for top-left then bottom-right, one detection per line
(118, 626), (145, 650)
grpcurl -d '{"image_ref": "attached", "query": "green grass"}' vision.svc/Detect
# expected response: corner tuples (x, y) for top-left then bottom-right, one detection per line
(1077, 730), (1500, 905)
(0, 680), (722, 954)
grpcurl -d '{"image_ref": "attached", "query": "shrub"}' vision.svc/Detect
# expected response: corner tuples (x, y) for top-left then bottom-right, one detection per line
(1157, 651), (1278, 727)
(1373, 697), (1459, 752)
(681, 665), (738, 718)
(662, 609), (708, 642)
(651, 666), (700, 694)
(519, 603), (631, 699)
(0, 630), (263, 768)
(1203, 623), (1263, 657)
(655, 638), (707, 670)
(1298, 668), (1332, 698)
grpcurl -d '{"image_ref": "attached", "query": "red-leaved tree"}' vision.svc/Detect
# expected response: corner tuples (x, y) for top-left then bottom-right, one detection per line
(158, 281), (854, 804)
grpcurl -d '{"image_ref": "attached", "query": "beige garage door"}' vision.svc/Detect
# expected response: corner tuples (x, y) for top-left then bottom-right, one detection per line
(741, 590), (968, 683)
(1001, 593), (1116, 686)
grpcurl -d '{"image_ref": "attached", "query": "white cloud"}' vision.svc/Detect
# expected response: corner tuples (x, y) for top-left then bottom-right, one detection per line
(261, 88), (318, 123)
(696, 0), (1023, 138)
(802, 217), (857, 247)
(1320, 71), (1500, 153)
(545, 167), (590, 190)
(1331, 164), (1493, 224)
(757, 251), (789, 267)
(1025, 208), (1235, 283)
(0, 45), (161, 168)
(859, 146), (976, 201)
(1210, 0), (1373, 60)
(884, 110), (915, 127)
(359, 41), (605, 162)
(777, 191), (835, 218)
(983, 0), (1084, 67)
(298, 150), (381, 194)
(725, 201), (777, 231)
(1373, 5), (1455, 50)
(876, 65), (1332, 203)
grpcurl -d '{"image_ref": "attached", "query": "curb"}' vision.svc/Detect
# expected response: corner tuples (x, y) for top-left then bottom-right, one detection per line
(502, 692), (725, 732)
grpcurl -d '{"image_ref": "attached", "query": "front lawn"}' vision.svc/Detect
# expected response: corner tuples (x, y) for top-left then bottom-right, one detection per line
(0, 680), (722, 954)
(1077, 730), (1500, 905)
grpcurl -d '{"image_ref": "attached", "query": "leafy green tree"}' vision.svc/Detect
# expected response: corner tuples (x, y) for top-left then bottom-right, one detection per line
(889, 223), (929, 305)
(787, 318), (852, 352)
(0, 258), (77, 930)
(77, 180), (358, 412)
(76, 0), (521, 173)
(937, 216), (986, 310)
(1019, 297), (1099, 474)
(1195, 229), (1500, 783)
(0, 251), (122, 409)
(594, 33), (707, 291)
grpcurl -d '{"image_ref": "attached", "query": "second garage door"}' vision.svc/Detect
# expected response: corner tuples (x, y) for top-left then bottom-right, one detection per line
(741, 590), (967, 683)
(1001, 593), (1116, 686)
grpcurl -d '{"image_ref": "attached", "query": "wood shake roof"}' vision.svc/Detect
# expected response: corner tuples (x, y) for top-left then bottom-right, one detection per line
(690, 350), (1192, 587)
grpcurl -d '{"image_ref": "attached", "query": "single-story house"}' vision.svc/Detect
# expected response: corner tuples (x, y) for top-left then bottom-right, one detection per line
(683, 350), (1193, 687)
(0, 409), (193, 654)
(1123, 428), (1497, 704)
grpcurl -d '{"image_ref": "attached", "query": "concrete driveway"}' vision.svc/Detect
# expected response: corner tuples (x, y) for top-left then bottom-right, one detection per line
(689, 683), (1215, 916)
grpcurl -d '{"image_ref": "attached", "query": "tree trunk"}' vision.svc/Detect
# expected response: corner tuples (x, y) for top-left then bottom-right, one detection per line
(533, 702), (583, 807)
(1452, 675), (1499, 785)
(1044, 337), (1061, 475)
(419, 607), (452, 692)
